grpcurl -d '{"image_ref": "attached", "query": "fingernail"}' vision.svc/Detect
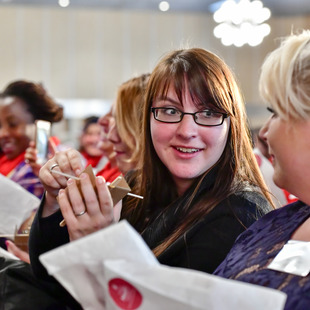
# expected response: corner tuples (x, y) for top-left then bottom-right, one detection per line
(80, 173), (87, 179)
(67, 178), (74, 185)
(97, 176), (105, 184)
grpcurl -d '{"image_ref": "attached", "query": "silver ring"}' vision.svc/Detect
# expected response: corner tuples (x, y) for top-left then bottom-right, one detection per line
(50, 163), (59, 171)
(75, 210), (87, 217)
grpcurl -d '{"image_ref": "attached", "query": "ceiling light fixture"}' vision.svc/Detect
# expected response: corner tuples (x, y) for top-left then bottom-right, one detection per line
(159, 1), (170, 12)
(58, 0), (70, 8)
(213, 0), (271, 47)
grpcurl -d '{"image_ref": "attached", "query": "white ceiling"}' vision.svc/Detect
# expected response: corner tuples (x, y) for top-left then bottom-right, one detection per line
(1, 0), (310, 17)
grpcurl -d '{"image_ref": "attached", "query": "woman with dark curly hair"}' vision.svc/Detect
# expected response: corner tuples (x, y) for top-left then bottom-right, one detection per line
(0, 80), (63, 198)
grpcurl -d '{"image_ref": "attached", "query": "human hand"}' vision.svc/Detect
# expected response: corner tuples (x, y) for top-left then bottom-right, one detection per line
(25, 138), (58, 177)
(25, 141), (42, 177)
(5, 240), (30, 264)
(58, 173), (116, 241)
(39, 148), (84, 217)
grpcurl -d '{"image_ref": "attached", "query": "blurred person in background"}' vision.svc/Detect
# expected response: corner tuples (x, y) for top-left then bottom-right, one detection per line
(79, 116), (107, 174)
(0, 80), (63, 199)
(95, 110), (122, 182)
(0, 80), (63, 253)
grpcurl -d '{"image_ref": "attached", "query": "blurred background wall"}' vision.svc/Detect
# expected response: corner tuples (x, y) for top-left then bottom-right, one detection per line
(0, 4), (309, 146)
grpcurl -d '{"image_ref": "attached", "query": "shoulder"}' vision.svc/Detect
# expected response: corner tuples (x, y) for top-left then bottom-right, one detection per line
(215, 190), (273, 227)
(184, 190), (272, 237)
(247, 199), (305, 226)
(11, 161), (38, 180)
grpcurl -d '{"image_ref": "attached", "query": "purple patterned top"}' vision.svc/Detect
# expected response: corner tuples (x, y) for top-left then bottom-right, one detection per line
(8, 160), (44, 199)
(214, 200), (310, 310)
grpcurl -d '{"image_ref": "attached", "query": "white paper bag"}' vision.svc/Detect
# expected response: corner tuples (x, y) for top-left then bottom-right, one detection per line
(0, 174), (40, 235)
(103, 260), (287, 310)
(40, 221), (158, 309)
(40, 221), (287, 310)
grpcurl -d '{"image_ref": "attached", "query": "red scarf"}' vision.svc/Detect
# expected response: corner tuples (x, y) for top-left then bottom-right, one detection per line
(0, 151), (26, 176)
(81, 151), (103, 168)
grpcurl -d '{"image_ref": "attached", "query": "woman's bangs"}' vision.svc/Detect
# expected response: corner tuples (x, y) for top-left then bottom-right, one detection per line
(151, 71), (178, 103)
(185, 69), (223, 112)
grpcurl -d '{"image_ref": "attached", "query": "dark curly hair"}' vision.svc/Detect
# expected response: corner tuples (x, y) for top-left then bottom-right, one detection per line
(2, 80), (63, 123)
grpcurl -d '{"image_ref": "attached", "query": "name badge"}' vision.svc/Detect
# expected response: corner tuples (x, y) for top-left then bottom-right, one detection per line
(268, 240), (310, 277)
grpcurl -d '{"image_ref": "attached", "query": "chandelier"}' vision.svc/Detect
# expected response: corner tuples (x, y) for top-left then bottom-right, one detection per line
(213, 0), (271, 47)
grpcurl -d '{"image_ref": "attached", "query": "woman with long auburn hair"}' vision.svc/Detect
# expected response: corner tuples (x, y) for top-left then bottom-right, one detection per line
(26, 48), (273, 308)
(122, 48), (274, 260)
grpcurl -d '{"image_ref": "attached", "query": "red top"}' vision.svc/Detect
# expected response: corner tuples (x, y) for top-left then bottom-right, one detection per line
(0, 151), (26, 176)
(96, 161), (122, 183)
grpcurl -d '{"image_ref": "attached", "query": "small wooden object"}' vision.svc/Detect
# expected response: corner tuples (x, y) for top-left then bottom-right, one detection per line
(59, 166), (131, 227)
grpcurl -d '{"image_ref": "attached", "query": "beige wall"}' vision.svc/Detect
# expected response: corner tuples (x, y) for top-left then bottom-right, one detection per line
(0, 6), (310, 129)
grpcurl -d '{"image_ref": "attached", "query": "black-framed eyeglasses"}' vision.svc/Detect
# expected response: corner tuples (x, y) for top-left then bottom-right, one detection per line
(151, 107), (228, 127)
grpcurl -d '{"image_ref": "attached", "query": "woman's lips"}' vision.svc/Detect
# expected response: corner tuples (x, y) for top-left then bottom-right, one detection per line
(175, 146), (201, 153)
(172, 146), (203, 158)
(1, 142), (15, 154)
(114, 149), (126, 157)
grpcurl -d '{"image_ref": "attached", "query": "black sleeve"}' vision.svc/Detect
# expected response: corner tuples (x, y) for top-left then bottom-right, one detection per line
(29, 193), (70, 280)
(26, 194), (82, 309)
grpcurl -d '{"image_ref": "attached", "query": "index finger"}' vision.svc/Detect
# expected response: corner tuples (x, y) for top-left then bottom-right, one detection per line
(54, 148), (84, 177)
(96, 176), (114, 216)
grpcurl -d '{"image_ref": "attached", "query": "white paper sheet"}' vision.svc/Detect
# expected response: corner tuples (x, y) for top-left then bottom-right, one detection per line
(0, 174), (40, 235)
(40, 220), (287, 310)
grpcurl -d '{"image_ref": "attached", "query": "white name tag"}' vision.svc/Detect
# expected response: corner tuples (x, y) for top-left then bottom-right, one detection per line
(268, 240), (310, 276)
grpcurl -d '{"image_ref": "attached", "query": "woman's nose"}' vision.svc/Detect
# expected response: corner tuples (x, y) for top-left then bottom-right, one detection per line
(0, 125), (9, 138)
(175, 114), (198, 139)
(259, 118), (269, 141)
(107, 123), (121, 144)
(99, 117), (109, 134)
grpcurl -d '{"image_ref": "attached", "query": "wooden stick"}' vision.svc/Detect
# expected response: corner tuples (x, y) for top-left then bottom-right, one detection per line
(50, 169), (80, 180)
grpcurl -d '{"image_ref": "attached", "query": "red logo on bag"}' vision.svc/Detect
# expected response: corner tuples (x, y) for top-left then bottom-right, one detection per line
(108, 278), (143, 309)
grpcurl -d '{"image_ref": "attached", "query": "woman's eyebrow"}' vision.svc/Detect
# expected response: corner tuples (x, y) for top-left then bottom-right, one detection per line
(153, 97), (180, 105)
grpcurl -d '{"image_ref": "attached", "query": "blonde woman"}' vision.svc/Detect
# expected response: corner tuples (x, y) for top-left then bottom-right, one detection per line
(214, 30), (310, 310)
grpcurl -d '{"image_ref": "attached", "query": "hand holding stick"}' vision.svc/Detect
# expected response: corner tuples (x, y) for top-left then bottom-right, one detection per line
(50, 166), (143, 227)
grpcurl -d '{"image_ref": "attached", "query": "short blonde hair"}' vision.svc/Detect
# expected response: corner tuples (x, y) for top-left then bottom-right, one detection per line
(259, 30), (310, 120)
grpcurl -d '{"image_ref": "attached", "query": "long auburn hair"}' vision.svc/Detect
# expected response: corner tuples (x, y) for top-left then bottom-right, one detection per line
(124, 48), (274, 256)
